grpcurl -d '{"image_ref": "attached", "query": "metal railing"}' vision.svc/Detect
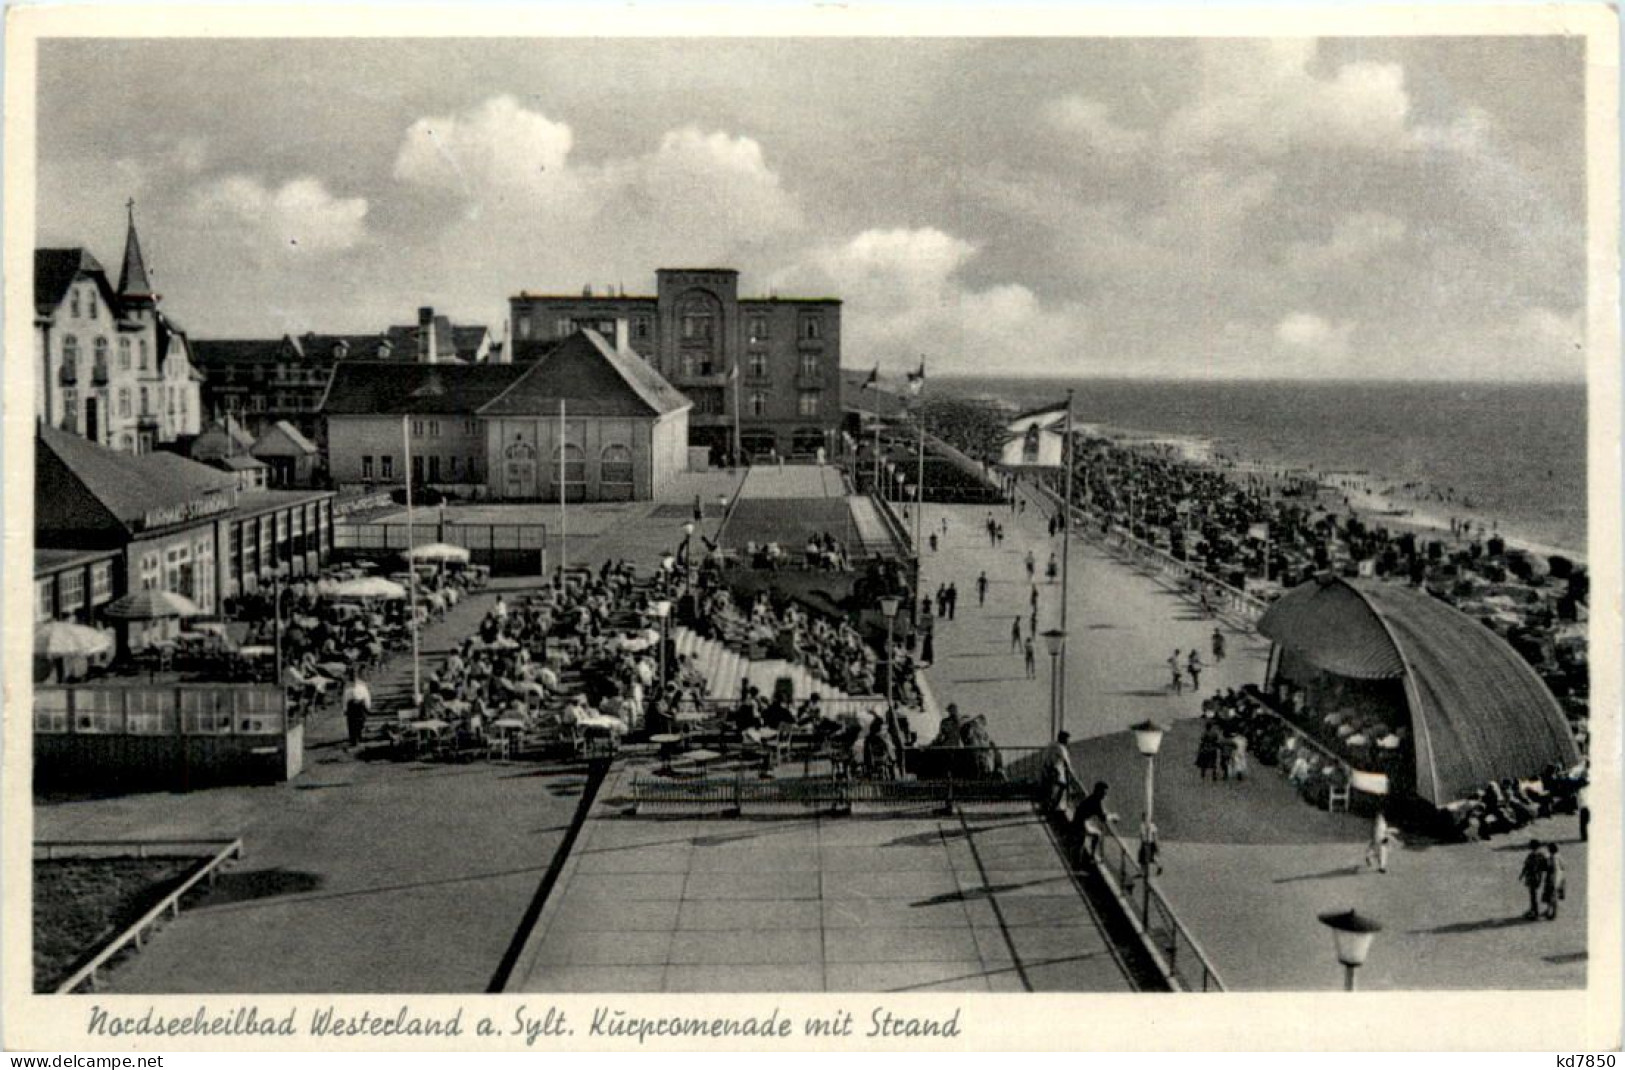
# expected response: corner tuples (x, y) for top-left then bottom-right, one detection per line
(45, 837), (244, 993)
(1065, 770), (1227, 993)
(629, 769), (1038, 814)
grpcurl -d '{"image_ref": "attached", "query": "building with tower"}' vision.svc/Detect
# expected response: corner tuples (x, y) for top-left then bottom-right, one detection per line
(508, 268), (841, 462)
(34, 203), (203, 453)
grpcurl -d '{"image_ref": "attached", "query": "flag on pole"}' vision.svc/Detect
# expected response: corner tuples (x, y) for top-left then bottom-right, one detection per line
(859, 365), (879, 390)
(906, 358), (926, 396)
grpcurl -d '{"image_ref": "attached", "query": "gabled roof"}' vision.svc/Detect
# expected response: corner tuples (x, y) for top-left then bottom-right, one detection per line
(1258, 575), (1579, 804)
(35, 248), (121, 318)
(251, 419), (318, 457)
(479, 330), (690, 418)
(36, 425), (236, 534)
(191, 415), (257, 458)
(320, 361), (529, 415)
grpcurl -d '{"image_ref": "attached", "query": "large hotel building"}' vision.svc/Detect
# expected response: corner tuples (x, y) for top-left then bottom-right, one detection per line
(508, 268), (842, 461)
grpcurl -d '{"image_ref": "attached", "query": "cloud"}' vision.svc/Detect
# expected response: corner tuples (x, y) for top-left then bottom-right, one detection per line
(394, 94), (574, 200)
(1043, 96), (1150, 158)
(778, 226), (1086, 375)
(1163, 40), (1414, 158)
(189, 174), (368, 253)
(1275, 311), (1355, 358)
(1284, 211), (1407, 273)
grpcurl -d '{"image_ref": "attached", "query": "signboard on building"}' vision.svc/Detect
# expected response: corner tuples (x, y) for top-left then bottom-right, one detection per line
(139, 491), (234, 533)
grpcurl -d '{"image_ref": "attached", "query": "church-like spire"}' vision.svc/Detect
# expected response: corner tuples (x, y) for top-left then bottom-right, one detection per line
(118, 198), (155, 301)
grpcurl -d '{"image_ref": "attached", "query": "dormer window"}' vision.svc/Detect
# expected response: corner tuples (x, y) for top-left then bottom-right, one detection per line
(87, 289), (98, 319)
(70, 292), (80, 318)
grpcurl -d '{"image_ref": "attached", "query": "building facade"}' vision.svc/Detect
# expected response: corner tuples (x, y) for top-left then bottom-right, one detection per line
(35, 426), (336, 646)
(192, 307), (498, 445)
(35, 207), (204, 454)
(509, 268), (841, 461)
(321, 329), (690, 501)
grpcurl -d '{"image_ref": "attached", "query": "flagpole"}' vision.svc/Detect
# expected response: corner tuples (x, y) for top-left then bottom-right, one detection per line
(1058, 389), (1074, 737)
(402, 414), (421, 705)
(732, 363), (741, 465)
(559, 397), (568, 577)
(914, 398), (924, 556)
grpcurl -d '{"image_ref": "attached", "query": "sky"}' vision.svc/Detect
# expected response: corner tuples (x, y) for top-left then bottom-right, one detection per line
(35, 35), (1588, 381)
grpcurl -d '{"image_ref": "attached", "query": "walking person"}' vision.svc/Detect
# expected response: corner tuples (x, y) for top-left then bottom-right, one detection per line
(929, 532), (939, 553)
(1039, 731), (1074, 815)
(1011, 615), (1023, 653)
(935, 584), (948, 618)
(1211, 627), (1226, 663)
(1024, 636), (1036, 678)
(945, 582), (958, 621)
(995, 523), (1005, 545)
(1030, 584), (1040, 612)
(1542, 843), (1566, 920)
(1519, 840), (1548, 920)
(1024, 550), (1036, 581)
(1195, 723), (1220, 781)
(1168, 650), (1184, 694)
(1187, 650), (1204, 691)
(920, 629), (936, 667)
(342, 670), (373, 751)
(976, 571), (989, 607)
(1045, 552), (1059, 584)
(1364, 811), (1392, 873)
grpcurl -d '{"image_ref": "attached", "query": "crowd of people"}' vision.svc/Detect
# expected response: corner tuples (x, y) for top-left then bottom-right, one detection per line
(1029, 437), (1590, 754)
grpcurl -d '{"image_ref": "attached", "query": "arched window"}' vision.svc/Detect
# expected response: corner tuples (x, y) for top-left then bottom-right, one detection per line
(117, 388), (132, 418)
(1023, 425), (1041, 464)
(93, 337), (109, 379)
(118, 337), (131, 370)
(60, 336), (79, 383)
(553, 442), (586, 501)
(138, 339), (149, 371)
(748, 391), (768, 417)
(801, 315), (822, 340)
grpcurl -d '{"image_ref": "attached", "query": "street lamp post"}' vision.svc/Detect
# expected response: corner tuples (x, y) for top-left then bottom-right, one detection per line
(682, 521), (696, 593)
(650, 599), (672, 705)
(878, 594), (902, 710)
(1318, 909), (1382, 991)
(1041, 628), (1066, 740)
(716, 493), (730, 556)
(1131, 719), (1166, 928)
(884, 460), (895, 502)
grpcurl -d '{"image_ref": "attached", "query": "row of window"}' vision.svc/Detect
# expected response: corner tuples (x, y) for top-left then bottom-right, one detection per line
(753, 390), (823, 418)
(500, 442), (634, 487)
(35, 689), (283, 736)
(67, 286), (99, 320)
(512, 310), (826, 343)
(409, 419), (479, 437)
(109, 385), (188, 420)
(60, 335), (152, 376)
(360, 455), (482, 482)
(35, 561), (116, 622)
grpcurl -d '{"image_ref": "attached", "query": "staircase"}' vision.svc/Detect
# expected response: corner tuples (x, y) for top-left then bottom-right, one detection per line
(671, 623), (857, 705)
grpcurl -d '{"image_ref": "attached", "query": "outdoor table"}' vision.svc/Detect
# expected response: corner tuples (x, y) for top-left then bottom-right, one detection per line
(240, 645), (275, 658)
(319, 660), (349, 678)
(678, 748), (721, 774)
(650, 732), (684, 772)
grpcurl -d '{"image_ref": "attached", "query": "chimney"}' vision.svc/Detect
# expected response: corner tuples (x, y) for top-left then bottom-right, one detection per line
(615, 317), (630, 355)
(418, 306), (436, 364)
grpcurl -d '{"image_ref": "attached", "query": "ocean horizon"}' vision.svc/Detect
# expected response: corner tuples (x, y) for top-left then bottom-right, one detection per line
(937, 375), (1588, 557)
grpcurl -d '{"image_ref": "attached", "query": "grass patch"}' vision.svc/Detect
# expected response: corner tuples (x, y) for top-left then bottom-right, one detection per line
(34, 856), (201, 992)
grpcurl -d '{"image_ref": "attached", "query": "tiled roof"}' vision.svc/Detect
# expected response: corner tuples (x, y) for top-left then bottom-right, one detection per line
(191, 338), (299, 366)
(36, 425), (236, 532)
(35, 547), (119, 576)
(480, 329), (690, 418)
(320, 361), (529, 415)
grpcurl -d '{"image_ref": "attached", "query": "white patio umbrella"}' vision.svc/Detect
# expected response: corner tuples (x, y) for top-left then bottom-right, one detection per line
(404, 542), (471, 564)
(324, 576), (408, 601)
(34, 620), (113, 658)
(101, 589), (203, 620)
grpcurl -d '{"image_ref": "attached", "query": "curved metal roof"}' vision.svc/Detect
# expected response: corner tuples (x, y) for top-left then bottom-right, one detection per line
(1259, 574), (1578, 804)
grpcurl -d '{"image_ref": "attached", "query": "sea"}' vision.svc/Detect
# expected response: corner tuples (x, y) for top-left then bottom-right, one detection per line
(942, 378), (1589, 558)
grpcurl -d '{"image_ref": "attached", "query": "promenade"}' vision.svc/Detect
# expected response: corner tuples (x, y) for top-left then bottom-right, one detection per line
(913, 484), (1588, 990)
(509, 763), (1136, 993)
